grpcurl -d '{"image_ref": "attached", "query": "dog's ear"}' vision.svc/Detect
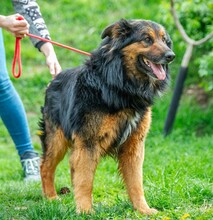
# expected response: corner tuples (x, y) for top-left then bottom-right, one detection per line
(101, 23), (114, 39)
(101, 19), (133, 39)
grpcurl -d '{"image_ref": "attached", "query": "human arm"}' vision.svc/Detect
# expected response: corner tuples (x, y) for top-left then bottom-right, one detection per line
(40, 42), (61, 76)
(12, 0), (62, 76)
(0, 14), (29, 38)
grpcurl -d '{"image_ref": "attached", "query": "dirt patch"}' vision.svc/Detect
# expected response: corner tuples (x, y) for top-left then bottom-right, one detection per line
(185, 85), (209, 107)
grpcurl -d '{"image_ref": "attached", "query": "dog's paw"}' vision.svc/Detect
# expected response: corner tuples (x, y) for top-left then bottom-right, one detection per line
(76, 207), (94, 215)
(48, 195), (61, 201)
(139, 207), (158, 215)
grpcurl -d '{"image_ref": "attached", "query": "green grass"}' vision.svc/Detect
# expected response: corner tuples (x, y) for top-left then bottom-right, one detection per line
(0, 1), (213, 219)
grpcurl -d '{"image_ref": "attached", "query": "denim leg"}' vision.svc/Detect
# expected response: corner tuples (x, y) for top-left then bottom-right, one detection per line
(0, 28), (34, 156)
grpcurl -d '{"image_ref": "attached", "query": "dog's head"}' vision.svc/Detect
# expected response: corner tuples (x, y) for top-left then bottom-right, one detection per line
(101, 19), (175, 82)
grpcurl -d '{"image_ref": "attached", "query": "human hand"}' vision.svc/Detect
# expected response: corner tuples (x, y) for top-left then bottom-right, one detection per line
(0, 14), (29, 38)
(40, 42), (62, 77)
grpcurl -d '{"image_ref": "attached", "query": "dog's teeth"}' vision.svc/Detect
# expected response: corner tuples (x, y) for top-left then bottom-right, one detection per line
(146, 60), (150, 66)
(143, 58), (150, 67)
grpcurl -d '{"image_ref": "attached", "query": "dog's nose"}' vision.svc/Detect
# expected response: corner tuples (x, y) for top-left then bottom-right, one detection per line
(165, 51), (175, 62)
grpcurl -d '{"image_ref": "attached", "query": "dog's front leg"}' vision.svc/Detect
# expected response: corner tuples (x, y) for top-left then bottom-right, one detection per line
(118, 140), (157, 215)
(70, 145), (99, 214)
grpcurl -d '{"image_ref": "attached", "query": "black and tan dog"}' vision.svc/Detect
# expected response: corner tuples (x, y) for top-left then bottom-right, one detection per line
(39, 19), (175, 215)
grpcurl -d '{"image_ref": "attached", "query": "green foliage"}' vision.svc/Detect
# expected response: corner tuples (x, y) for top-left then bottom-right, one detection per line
(177, 0), (213, 40)
(0, 0), (212, 219)
(176, 0), (213, 40)
(177, 0), (213, 91)
(161, 0), (213, 91)
(198, 51), (213, 91)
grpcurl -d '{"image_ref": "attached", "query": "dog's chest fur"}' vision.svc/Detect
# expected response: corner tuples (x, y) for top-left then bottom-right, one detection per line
(118, 111), (141, 145)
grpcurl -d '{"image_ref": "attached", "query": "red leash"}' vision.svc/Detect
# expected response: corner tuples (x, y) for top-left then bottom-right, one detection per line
(12, 16), (91, 78)
(12, 36), (22, 78)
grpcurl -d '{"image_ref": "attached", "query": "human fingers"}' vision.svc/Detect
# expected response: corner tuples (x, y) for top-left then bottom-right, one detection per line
(48, 61), (55, 76)
(45, 54), (62, 76)
(14, 14), (29, 25)
(54, 61), (62, 75)
(13, 27), (29, 35)
(13, 15), (29, 32)
(11, 27), (29, 38)
(14, 20), (29, 29)
(13, 33), (27, 38)
(2, 14), (29, 35)
(49, 62), (62, 78)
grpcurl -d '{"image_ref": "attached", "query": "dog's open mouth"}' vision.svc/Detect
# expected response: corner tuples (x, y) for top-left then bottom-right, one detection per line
(140, 56), (166, 80)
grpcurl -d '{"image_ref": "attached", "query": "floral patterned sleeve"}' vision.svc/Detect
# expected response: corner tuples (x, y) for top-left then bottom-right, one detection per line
(12, 0), (51, 50)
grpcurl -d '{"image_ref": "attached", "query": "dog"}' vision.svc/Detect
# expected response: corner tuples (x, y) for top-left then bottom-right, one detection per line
(39, 19), (175, 215)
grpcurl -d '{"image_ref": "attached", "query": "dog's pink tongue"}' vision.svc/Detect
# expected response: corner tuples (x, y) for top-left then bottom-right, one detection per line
(149, 62), (166, 80)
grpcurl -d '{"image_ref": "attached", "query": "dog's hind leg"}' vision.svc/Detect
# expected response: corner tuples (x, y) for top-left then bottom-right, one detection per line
(70, 134), (100, 214)
(40, 127), (68, 199)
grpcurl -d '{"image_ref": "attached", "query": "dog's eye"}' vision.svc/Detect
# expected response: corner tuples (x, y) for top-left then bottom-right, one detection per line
(162, 37), (167, 43)
(144, 36), (152, 44)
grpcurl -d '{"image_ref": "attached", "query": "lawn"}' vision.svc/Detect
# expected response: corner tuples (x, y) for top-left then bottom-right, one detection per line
(0, 1), (212, 219)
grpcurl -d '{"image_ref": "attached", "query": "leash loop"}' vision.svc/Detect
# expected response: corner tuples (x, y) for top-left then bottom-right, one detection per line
(12, 16), (91, 78)
(12, 36), (22, 78)
(12, 16), (24, 78)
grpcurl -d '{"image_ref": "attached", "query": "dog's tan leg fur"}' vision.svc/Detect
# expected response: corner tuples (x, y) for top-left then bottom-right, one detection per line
(40, 128), (68, 199)
(118, 109), (157, 215)
(70, 134), (100, 214)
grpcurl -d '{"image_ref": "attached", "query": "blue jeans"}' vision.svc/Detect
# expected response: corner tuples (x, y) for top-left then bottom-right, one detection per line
(0, 28), (34, 157)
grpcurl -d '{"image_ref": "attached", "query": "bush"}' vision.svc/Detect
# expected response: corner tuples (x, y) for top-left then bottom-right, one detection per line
(161, 0), (213, 91)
